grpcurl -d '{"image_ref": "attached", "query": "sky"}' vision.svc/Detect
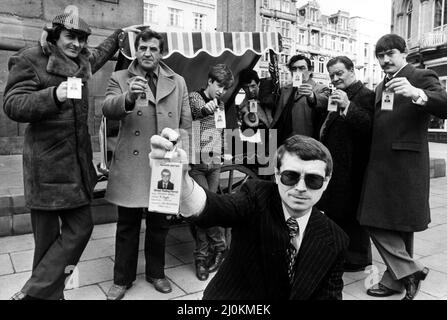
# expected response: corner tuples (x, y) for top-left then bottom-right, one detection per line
(295, 0), (392, 26)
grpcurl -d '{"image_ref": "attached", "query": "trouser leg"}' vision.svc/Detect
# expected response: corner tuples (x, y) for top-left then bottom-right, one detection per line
(113, 206), (143, 286)
(145, 211), (170, 279)
(368, 227), (423, 292)
(22, 206), (93, 300)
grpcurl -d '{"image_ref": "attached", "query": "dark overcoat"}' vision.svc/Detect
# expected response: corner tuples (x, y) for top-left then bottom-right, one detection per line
(3, 30), (122, 210)
(192, 180), (349, 300)
(318, 81), (374, 221)
(358, 64), (447, 232)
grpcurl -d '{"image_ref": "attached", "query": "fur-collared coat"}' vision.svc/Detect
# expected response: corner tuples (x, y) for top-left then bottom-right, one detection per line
(3, 29), (122, 210)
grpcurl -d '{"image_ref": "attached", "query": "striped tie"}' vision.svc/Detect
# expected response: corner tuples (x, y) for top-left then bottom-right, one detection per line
(286, 217), (299, 283)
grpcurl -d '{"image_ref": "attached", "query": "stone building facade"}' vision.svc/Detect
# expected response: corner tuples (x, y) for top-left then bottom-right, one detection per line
(0, 0), (143, 154)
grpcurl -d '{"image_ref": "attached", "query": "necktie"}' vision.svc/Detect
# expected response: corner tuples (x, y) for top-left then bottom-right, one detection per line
(147, 72), (157, 98)
(286, 217), (299, 283)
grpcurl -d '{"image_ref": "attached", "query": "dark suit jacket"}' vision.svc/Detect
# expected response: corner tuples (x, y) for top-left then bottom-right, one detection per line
(157, 180), (174, 190)
(318, 81), (374, 221)
(192, 180), (349, 300)
(358, 64), (447, 232)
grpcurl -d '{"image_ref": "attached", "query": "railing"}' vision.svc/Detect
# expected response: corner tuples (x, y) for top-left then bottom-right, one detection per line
(419, 27), (447, 49)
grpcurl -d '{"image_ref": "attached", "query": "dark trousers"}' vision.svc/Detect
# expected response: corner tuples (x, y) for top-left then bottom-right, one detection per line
(113, 207), (170, 285)
(22, 205), (93, 300)
(332, 218), (372, 266)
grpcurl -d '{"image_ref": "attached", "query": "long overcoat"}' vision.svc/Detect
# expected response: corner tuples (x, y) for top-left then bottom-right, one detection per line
(102, 60), (191, 208)
(358, 64), (447, 232)
(3, 30), (122, 210)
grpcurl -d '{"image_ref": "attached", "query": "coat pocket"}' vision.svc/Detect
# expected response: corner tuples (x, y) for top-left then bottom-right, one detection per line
(391, 141), (422, 152)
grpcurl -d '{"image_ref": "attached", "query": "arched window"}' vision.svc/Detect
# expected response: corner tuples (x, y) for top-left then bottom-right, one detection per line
(406, 0), (413, 40)
(434, 0), (447, 30)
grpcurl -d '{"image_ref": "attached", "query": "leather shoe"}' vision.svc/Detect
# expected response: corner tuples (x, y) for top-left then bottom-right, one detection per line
(146, 276), (172, 293)
(402, 267), (429, 300)
(195, 260), (209, 281)
(106, 283), (132, 301)
(366, 283), (400, 297)
(208, 251), (225, 273)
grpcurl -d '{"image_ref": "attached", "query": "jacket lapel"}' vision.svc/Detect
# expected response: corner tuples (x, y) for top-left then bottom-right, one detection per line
(289, 208), (337, 300)
(156, 64), (175, 103)
(272, 86), (293, 125)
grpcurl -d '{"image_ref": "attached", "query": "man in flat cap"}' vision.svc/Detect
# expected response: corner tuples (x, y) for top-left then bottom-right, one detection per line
(3, 11), (138, 300)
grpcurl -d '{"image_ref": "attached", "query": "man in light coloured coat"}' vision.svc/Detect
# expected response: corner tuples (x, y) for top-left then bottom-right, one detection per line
(101, 28), (191, 300)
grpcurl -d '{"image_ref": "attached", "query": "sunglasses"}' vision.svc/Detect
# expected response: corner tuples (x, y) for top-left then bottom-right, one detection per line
(279, 170), (325, 190)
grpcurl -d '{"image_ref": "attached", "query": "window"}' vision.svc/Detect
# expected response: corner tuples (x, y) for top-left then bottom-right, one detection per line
(168, 8), (183, 27)
(331, 36), (336, 50)
(310, 31), (318, 46)
(406, 1), (413, 40)
(340, 38), (346, 52)
(143, 2), (157, 24)
(193, 13), (206, 30)
(262, 0), (271, 8)
(364, 43), (369, 58)
(434, 0), (447, 30)
(298, 29), (306, 44)
(280, 21), (290, 38)
(262, 18), (271, 32)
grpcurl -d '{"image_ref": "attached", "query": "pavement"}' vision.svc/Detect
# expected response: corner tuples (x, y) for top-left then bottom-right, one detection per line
(0, 144), (447, 300)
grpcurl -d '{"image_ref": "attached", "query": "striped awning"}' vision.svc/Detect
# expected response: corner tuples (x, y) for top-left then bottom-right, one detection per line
(121, 31), (282, 60)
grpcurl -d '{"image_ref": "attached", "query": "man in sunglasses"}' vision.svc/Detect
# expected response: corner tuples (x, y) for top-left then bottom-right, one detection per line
(150, 130), (349, 300)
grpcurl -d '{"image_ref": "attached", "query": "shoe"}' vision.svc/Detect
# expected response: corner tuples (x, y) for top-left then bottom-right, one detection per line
(208, 251), (225, 273)
(9, 291), (39, 300)
(366, 283), (400, 297)
(195, 260), (209, 281)
(344, 263), (370, 272)
(402, 267), (429, 300)
(106, 283), (132, 301)
(146, 276), (172, 294)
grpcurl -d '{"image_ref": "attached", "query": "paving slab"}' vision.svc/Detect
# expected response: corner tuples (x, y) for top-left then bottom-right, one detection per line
(64, 284), (107, 300)
(0, 253), (13, 276)
(172, 292), (204, 300)
(75, 258), (115, 287)
(0, 233), (34, 254)
(169, 225), (195, 243)
(342, 291), (360, 300)
(419, 269), (447, 298)
(166, 242), (196, 264)
(136, 250), (185, 275)
(416, 223), (447, 243)
(91, 223), (117, 240)
(0, 272), (31, 300)
(418, 253), (447, 274)
(10, 249), (33, 273)
(165, 263), (216, 295)
(80, 237), (116, 262)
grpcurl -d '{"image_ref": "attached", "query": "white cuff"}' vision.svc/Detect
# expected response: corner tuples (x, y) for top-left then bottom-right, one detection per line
(341, 101), (351, 116)
(179, 178), (207, 217)
(412, 89), (428, 106)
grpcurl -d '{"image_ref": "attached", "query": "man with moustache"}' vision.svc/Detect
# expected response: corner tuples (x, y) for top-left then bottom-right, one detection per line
(317, 56), (374, 272)
(102, 28), (191, 299)
(271, 54), (330, 144)
(359, 34), (447, 300)
(3, 12), (138, 300)
(150, 129), (349, 300)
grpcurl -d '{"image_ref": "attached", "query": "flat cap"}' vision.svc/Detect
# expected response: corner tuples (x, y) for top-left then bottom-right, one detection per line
(52, 13), (91, 35)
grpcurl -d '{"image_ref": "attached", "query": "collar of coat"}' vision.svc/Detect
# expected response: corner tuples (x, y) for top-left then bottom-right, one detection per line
(344, 80), (363, 99)
(41, 42), (92, 82)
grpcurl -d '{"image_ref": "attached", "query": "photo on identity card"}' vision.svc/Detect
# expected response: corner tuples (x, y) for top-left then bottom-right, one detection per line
(148, 159), (183, 215)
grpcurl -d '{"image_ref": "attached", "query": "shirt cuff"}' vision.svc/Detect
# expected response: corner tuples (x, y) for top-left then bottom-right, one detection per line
(412, 89), (428, 106)
(179, 177), (207, 217)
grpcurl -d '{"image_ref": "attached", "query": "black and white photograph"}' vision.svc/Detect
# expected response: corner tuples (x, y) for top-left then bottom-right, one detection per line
(1, 0), (447, 308)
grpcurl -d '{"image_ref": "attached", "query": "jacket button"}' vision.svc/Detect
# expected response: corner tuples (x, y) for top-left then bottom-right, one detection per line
(137, 111), (143, 116)
(135, 131), (140, 136)
(133, 150), (139, 156)
(168, 112), (173, 117)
